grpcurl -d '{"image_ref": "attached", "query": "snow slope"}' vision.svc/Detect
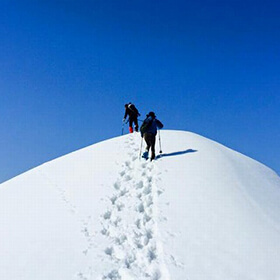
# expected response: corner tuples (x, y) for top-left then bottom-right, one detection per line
(1, 130), (280, 280)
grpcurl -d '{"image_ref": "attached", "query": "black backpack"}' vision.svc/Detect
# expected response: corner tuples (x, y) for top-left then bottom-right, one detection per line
(140, 117), (152, 136)
(128, 104), (139, 116)
(155, 119), (164, 129)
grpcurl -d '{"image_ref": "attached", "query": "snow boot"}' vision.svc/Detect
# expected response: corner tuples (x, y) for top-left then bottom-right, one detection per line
(129, 126), (133, 133)
(142, 151), (148, 160)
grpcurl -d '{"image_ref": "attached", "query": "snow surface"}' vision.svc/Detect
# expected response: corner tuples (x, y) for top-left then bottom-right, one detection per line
(1, 130), (280, 280)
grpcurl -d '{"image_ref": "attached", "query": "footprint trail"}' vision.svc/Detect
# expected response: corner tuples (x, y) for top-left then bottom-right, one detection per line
(101, 134), (170, 280)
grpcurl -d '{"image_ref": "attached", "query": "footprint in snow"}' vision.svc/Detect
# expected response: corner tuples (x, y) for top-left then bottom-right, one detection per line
(136, 202), (145, 213)
(143, 213), (152, 223)
(133, 232), (150, 248)
(136, 181), (144, 189)
(110, 195), (118, 205)
(142, 235), (150, 246)
(146, 176), (153, 183)
(119, 188), (128, 197)
(134, 238), (144, 249)
(145, 228), (153, 240)
(125, 160), (131, 166)
(135, 218), (142, 229)
(101, 227), (108, 236)
(143, 185), (152, 195)
(103, 211), (112, 220)
(115, 202), (124, 211)
(123, 252), (137, 269)
(115, 234), (127, 245)
(104, 246), (114, 256)
(110, 216), (121, 227)
(124, 175), (132, 181)
(102, 269), (121, 280)
(147, 246), (157, 262)
(151, 269), (162, 280)
(113, 182), (121, 190)
(144, 195), (153, 207)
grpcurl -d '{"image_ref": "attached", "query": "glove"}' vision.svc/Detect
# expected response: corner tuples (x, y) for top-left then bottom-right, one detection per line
(123, 118), (126, 123)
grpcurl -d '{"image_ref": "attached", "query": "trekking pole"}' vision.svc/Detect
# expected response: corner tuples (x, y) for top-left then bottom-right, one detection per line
(121, 122), (125, 135)
(139, 137), (143, 160)
(158, 130), (162, 154)
(121, 120), (129, 135)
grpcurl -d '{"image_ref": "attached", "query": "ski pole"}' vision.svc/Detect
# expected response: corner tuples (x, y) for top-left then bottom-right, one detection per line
(121, 122), (125, 135)
(158, 130), (162, 154)
(139, 137), (143, 160)
(122, 119), (129, 135)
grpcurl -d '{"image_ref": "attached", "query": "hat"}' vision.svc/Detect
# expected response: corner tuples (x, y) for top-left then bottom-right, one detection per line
(148, 111), (156, 118)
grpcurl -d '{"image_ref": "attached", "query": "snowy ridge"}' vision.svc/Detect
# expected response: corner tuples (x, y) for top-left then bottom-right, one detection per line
(0, 130), (280, 280)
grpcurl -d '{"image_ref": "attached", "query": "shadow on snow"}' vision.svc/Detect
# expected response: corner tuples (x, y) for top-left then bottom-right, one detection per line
(156, 149), (198, 159)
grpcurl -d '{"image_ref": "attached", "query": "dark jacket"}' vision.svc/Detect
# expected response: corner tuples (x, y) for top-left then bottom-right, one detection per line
(141, 116), (163, 136)
(124, 104), (140, 120)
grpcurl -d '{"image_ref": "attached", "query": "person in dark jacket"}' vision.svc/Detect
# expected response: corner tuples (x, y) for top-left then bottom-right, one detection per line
(140, 112), (163, 160)
(123, 103), (140, 133)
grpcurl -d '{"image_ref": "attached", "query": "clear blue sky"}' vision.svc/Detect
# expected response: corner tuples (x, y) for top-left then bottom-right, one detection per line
(1, 0), (279, 183)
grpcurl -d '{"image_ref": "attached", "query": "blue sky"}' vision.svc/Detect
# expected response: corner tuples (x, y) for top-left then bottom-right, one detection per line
(0, 0), (279, 183)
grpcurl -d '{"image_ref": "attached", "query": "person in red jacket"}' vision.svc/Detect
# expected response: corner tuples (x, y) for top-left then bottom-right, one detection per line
(123, 103), (140, 133)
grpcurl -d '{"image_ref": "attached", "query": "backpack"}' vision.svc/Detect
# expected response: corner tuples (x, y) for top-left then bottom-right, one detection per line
(140, 117), (152, 136)
(155, 119), (164, 129)
(128, 104), (140, 116)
